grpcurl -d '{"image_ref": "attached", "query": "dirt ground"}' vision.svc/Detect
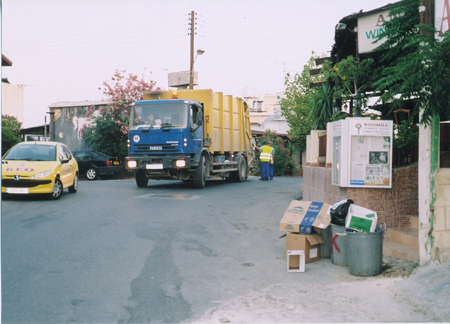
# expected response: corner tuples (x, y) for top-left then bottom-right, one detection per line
(192, 257), (450, 323)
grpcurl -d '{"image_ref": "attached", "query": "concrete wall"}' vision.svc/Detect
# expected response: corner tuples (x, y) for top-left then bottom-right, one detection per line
(432, 168), (450, 263)
(2, 82), (24, 123)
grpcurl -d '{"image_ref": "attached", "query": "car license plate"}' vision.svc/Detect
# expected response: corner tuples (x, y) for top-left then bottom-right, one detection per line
(6, 188), (28, 194)
(113, 161), (119, 165)
(146, 163), (163, 170)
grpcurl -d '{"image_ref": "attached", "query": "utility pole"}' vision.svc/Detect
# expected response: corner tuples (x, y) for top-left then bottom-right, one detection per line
(418, 0), (437, 266)
(189, 11), (195, 89)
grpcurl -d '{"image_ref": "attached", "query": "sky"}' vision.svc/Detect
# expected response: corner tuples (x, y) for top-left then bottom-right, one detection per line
(1, 0), (392, 128)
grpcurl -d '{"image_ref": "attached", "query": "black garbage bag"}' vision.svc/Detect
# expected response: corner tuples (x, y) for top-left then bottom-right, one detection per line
(330, 199), (354, 226)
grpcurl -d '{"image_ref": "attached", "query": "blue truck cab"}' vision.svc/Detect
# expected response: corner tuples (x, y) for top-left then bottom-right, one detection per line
(126, 99), (206, 187)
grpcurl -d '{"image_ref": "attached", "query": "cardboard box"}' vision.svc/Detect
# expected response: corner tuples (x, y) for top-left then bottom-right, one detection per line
(287, 250), (305, 272)
(286, 233), (325, 266)
(345, 204), (378, 232)
(280, 201), (331, 234)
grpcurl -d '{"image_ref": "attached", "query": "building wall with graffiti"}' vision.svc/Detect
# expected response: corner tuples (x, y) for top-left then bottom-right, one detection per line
(49, 101), (110, 152)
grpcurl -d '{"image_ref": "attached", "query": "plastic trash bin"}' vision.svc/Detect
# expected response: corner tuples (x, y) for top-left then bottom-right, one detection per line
(320, 225), (331, 258)
(346, 230), (383, 276)
(330, 224), (348, 267)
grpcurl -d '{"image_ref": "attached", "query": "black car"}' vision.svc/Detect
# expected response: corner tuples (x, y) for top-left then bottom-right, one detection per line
(72, 151), (123, 180)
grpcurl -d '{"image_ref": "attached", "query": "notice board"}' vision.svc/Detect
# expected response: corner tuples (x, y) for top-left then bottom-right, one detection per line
(332, 118), (393, 188)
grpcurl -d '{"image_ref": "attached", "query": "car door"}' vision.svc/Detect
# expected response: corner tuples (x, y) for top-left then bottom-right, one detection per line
(58, 144), (76, 188)
(73, 151), (89, 174)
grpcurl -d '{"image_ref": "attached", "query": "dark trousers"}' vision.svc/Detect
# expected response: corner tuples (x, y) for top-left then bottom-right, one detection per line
(261, 162), (269, 179)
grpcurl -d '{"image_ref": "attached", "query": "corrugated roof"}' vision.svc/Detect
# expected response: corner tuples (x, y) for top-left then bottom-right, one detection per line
(48, 100), (111, 108)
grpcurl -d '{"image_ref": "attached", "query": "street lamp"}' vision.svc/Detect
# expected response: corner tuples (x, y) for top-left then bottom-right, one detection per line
(332, 102), (341, 115)
(353, 92), (362, 117)
(189, 48), (205, 89)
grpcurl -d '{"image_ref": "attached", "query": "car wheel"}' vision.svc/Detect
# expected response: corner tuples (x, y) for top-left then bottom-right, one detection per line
(86, 168), (98, 180)
(48, 178), (63, 200)
(68, 173), (78, 193)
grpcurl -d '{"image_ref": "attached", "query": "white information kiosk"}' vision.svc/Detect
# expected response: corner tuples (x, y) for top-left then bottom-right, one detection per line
(332, 118), (393, 188)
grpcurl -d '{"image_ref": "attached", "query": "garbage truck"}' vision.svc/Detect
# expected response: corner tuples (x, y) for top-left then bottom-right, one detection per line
(125, 89), (255, 188)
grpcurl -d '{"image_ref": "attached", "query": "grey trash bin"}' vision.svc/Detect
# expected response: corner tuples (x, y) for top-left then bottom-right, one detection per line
(346, 230), (383, 276)
(320, 225), (331, 258)
(330, 224), (348, 266)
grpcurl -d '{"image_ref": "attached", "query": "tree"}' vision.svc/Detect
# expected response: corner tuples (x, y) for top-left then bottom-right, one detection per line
(2, 115), (22, 155)
(281, 54), (321, 151)
(374, 0), (450, 125)
(322, 55), (375, 113)
(82, 69), (160, 161)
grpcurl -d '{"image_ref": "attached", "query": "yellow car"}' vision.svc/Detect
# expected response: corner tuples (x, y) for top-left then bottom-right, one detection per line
(2, 141), (79, 200)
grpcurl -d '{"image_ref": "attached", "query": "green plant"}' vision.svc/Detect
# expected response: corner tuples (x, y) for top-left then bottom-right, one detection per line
(2, 115), (22, 155)
(394, 119), (419, 156)
(309, 83), (333, 130)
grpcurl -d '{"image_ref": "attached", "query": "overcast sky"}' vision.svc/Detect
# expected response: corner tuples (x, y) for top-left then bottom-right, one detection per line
(2, 0), (391, 128)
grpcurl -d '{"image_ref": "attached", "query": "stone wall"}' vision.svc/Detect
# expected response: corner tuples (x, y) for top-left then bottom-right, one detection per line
(302, 163), (419, 228)
(432, 168), (450, 263)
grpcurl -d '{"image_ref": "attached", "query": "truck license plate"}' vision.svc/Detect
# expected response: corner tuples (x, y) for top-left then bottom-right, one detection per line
(7, 188), (28, 194)
(146, 164), (163, 170)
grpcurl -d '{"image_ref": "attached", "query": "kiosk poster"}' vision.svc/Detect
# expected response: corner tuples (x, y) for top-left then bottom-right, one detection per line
(348, 119), (393, 188)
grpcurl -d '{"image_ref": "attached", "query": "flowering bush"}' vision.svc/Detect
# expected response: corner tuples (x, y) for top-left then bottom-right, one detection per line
(253, 130), (296, 176)
(2, 114), (22, 155)
(82, 69), (159, 162)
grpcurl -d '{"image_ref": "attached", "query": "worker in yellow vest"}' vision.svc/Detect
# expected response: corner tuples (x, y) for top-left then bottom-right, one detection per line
(255, 139), (274, 180)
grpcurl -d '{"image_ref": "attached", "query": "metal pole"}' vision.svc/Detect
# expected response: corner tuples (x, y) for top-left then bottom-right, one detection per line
(189, 11), (195, 89)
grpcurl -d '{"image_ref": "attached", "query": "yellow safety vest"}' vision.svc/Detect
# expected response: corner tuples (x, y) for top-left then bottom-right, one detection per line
(260, 145), (272, 162)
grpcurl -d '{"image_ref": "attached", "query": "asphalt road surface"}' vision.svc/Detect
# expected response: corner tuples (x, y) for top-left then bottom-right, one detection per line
(2, 176), (303, 323)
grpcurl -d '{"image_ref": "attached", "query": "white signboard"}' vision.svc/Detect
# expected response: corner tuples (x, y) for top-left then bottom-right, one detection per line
(358, 10), (390, 54)
(436, 0), (449, 40)
(168, 71), (198, 87)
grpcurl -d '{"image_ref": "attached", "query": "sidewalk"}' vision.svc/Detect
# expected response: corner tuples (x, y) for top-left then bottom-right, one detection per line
(192, 257), (450, 323)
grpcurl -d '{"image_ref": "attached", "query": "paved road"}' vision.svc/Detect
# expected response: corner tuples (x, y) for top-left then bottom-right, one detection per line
(2, 176), (303, 323)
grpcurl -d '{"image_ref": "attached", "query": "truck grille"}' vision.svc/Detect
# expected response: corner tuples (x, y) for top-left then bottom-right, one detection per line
(134, 144), (181, 153)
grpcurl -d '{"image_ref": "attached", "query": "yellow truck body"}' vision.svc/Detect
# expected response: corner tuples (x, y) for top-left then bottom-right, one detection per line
(144, 89), (253, 156)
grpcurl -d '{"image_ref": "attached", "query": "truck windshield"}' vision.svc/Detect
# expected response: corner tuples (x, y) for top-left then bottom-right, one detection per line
(130, 102), (188, 130)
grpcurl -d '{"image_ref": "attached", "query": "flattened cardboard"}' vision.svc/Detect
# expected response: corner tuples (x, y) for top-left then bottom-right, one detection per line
(280, 201), (331, 234)
(286, 233), (325, 265)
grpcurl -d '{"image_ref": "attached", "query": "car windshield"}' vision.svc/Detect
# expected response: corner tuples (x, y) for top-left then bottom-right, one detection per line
(3, 144), (57, 161)
(129, 102), (188, 130)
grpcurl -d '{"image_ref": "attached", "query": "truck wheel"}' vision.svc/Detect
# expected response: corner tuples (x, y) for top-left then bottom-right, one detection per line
(193, 154), (206, 189)
(231, 155), (247, 182)
(136, 170), (148, 187)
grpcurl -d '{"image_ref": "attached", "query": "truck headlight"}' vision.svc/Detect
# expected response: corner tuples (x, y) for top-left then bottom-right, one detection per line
(175, 160), (186, 168)
(127, 160), (137, 168)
